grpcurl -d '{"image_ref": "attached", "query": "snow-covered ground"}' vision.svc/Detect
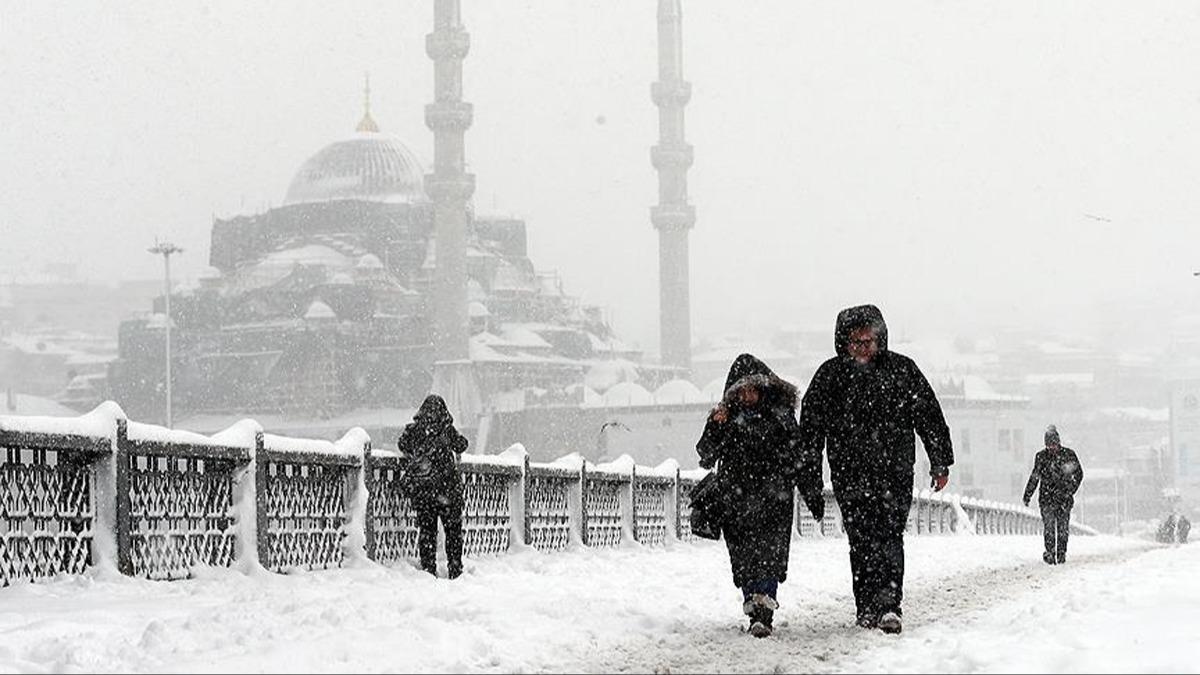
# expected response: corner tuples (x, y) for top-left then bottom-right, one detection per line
(0, 534), (1192, 674)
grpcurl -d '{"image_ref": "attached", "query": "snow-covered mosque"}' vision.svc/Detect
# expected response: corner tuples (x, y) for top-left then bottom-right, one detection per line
(108, 0), (714, 464)
(108, 104), (660, 424)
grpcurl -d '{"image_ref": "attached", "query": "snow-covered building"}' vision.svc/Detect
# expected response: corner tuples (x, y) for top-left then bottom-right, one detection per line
(109, 109), (640, 427)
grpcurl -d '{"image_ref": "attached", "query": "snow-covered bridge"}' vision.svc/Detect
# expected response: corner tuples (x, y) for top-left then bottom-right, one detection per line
(1, 403), (1075, 585)
(1, 534), (1194, 673)
(9, 404), (1191, 673)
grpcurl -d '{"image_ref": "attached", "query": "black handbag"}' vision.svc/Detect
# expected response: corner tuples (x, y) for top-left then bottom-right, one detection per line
(688, 469), (728, 540)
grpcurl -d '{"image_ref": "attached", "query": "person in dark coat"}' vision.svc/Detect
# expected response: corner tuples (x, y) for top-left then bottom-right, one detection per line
(696, 354), (814, 638)
(1157, 514), (1179, 544)
(797, 305), (954, 634)
(397, 394), (469, 579)
(1022, 424), (1083, 565)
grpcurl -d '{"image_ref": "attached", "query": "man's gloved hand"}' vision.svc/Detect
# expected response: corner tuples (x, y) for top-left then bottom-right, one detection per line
(803, 491), (826, 521)
(930, 465), (950, 492)
(1023, 498), (1030, 507)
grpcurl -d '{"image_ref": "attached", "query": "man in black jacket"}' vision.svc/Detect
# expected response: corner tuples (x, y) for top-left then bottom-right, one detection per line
(798, 305), (954, 634)
(1023, 425), (1083, 565)
(397, 394), (470, 579)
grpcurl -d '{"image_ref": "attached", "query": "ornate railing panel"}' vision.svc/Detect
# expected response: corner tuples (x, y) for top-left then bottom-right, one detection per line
(127, 449), (242, 580)
(633, 475), (671, 547)
(368, 456), (419, 565)
(525, 466), (576, 552)
(461, 465), (516, 556)
(0, 436), (99, 586)
(260, 453), (353, 572)
(583, 474), (625, 548)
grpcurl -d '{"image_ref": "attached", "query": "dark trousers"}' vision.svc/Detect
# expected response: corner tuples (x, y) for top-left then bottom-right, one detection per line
(416, 496), (464, 578)
(839, 492), (911, 619)
(1041, 502), (1072, 563)
(741, 579), (779, 601)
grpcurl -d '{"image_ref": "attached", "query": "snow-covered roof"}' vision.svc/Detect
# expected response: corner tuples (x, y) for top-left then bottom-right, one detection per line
(565, 383), (605, 408)
(585, 359), (640, 391)
(891, 338), (1000, 373)
(1, 333), (88, 356)
(958, 375), (1028, 402)
(0, 392), (78, 417)
(653, 379), (706, 405)
(602, 382), (654, 407)
(355, 254), (384, 270)
(1024, 373), (1095, 386)
(588, 333), (638, 355)
(1099, 407), (1170, 423)
(304, 300), (337, 321)
(497, 324), (553, 350)
(1037, 341), (1094, 356)
(702, 377), (727, 401)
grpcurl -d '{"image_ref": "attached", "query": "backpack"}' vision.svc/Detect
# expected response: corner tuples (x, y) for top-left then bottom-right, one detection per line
(398, 447), (440, 494)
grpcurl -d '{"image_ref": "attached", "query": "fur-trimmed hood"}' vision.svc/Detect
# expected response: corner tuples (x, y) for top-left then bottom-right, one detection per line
(721, 353), (798, 410)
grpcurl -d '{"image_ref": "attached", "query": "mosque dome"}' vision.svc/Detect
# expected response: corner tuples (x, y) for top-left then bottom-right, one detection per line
(283, 119), (427, 206)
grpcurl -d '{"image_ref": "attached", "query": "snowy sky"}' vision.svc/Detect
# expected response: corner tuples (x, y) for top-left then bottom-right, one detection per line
(2, 1), (1200, 353)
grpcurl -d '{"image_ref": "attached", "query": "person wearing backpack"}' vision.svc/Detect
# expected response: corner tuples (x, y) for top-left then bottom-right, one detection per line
(397, 394), (470, 579)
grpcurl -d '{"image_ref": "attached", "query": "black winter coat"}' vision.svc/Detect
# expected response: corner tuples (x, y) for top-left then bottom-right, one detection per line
(696, 354), (802, 588)
(397, 395), (469, 508)
(1023, 447), (1083, 507)
(798, 305), (954, 504)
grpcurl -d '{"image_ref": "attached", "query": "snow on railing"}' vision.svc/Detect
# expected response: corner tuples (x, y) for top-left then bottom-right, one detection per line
(0, 402), (1082, 586)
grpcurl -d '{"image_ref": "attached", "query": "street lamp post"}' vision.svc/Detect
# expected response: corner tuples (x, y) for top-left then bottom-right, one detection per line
(148, 241), (183, 427)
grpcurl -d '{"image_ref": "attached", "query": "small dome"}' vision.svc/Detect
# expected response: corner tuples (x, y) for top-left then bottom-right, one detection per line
(304, 300), (337, 321)
(701, 377), (726, 402)
(653, 379), (705, 405)
(602, 382), (653, 407)
(356, 254), (384, 270)
(284, 132), (427, 206)
(566, 384), (604, 408)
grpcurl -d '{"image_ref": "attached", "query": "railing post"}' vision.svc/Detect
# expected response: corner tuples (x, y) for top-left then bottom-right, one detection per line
(114, 418), (132, 576)
(87, 415), (120, 575)
(625, 465), (637, 544)
(254, 432), (270, 571)
(578, 462), (589, 547)
(509, 453), (528, 550)
(361, 439), (377, 562)
(673, 466), (682, 541)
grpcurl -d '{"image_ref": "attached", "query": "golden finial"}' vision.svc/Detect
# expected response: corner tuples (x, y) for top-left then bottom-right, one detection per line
(357, 71), (380, 133)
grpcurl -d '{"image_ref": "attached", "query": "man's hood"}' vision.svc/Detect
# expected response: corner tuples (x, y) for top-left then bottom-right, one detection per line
(834, 304), (889, 357)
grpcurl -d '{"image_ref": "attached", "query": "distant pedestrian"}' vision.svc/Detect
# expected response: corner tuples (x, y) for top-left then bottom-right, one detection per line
(1022, 425), (1084, 565)
(1178, 514), (1191, 544)
(696, 354), (813, 638)
(1157, 514), (1179, 544)
(797, 304), (954, 634)
(397, 394), (469, 579)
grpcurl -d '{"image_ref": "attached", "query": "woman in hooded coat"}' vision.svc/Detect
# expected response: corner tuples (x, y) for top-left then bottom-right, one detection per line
(397, 394), (469, 579)
(696, 354), (816, 637)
